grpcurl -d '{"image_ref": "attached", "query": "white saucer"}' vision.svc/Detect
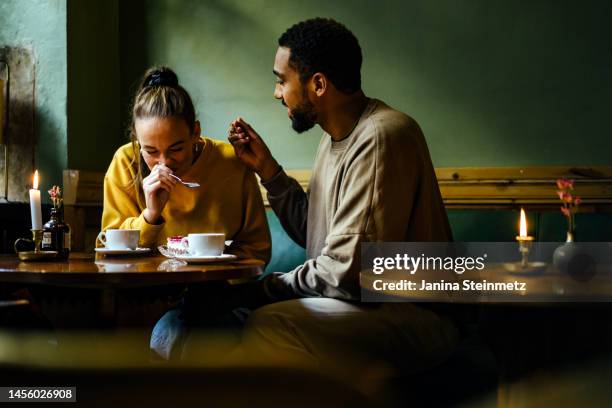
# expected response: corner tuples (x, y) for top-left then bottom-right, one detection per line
(170, 253), (237, 263)
(95, 247), (151, 255)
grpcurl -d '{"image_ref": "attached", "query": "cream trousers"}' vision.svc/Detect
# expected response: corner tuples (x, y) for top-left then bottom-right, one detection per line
(239, 298), (460, 375)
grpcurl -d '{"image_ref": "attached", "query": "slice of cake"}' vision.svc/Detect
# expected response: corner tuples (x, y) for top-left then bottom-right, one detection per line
(167, 236), (188, 256)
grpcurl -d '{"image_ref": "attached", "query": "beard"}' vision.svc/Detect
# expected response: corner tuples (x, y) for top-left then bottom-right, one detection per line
(288, 97), (316, 133)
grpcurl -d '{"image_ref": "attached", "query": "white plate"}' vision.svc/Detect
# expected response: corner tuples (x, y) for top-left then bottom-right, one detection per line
(94, 247), (151, 255)
(169, 253), (237, 263)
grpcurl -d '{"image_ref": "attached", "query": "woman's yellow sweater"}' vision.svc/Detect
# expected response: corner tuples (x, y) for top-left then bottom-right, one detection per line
(101, 137), (271, 263)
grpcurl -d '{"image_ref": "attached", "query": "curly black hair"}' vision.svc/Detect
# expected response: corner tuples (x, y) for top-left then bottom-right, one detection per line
(278, 18), (362, 94)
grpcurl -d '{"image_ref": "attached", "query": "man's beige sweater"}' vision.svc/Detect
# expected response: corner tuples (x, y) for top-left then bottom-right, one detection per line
(263, 98), (451, 300)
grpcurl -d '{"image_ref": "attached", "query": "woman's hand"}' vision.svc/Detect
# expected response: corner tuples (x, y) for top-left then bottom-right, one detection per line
(142, 163), (177, 224)
(228, 117), (280, 182)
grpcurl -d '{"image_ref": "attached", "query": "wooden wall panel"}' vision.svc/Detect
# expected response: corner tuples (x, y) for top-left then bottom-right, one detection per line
(62, 166), (612, 250)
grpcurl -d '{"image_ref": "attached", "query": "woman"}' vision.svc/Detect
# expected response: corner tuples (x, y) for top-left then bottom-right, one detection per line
(102, 67), (270, 263)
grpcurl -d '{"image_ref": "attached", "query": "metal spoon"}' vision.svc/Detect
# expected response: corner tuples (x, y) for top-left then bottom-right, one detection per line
(169, 174), (200, 189)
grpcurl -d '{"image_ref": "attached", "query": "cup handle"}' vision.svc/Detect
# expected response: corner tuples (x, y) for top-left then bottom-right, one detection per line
(97, 231), (107, 247)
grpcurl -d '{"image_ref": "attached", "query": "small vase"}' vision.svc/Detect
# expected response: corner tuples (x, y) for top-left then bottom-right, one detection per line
(553, 232), (595, 282)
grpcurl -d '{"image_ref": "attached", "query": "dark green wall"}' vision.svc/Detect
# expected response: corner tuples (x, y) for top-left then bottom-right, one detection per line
(115, 0), (612, 169)
(67, 0), (122, 171)
(14, 0), (609, 176)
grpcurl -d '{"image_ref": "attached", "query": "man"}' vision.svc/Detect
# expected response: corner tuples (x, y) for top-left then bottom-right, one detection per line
(228, 18), (459, 371)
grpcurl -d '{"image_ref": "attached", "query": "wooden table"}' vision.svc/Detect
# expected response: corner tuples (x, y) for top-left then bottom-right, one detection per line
(0, 253), (264, 288)
(0, 253), (264, 326)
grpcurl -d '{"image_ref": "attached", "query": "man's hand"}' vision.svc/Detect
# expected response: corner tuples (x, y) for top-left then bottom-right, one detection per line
(228, 117), (280, 182)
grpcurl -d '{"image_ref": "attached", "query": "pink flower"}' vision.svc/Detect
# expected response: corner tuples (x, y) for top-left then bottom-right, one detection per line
(47, 185), (63, 208)
(556, 179), (580, 234)
(556, 178), (574, 190)
(557, 191), (574, 203)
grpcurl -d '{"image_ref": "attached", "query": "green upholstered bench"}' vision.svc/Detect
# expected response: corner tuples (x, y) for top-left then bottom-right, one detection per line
(264, 209), (612, 274)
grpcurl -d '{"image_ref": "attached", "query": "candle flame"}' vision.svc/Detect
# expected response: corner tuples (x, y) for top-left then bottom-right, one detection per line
(33, 170), (39, 190)
(519, 207), (527, 237)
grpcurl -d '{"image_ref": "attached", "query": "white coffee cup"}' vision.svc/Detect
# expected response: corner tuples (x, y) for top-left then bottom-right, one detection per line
(184, 233), (225, 256)
(97, 229), (140, 250)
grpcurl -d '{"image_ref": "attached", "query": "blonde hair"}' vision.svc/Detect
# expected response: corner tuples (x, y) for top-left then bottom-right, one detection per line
(128, 66), (196, 207)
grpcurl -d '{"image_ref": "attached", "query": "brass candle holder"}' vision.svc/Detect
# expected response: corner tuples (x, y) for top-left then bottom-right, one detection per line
(14, 229), (43, 253)
(516, 235), (534, 269)
(14, 229), (58, 261)
(505, 208), (546, 274)
(31, 229), (43, 252)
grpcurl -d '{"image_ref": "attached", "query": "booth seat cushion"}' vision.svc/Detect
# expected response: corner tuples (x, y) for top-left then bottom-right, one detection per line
(264, 210), (306, 276)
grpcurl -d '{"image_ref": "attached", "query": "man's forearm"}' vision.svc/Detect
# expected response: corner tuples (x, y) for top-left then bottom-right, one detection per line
(258, 159), (281, 183)
(262, 168), (309, 247)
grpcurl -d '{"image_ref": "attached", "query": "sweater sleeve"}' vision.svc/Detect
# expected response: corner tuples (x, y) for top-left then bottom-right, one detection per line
(266, 118), (426, 300)
(101, 152), (164, 248)
(261, 168), (308, 248)
(226, 169), (272, 264)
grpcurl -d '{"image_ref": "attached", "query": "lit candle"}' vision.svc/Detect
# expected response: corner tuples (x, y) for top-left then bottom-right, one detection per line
(516, 207), (533, 268)
(29, 170), (42, 230)
(516, 207), (533, 241)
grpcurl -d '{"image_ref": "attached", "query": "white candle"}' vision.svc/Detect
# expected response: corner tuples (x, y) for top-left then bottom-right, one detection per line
(29, 170), (42, 230)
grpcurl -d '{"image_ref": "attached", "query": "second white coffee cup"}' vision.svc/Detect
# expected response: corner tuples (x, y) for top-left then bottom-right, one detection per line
(183, 233), (225, 256)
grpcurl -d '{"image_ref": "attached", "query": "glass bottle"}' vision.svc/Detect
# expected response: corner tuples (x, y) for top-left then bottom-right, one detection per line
(41, 206), (71, 259)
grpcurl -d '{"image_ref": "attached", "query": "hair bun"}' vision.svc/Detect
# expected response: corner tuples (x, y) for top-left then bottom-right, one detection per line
(143, 68), (179, 88)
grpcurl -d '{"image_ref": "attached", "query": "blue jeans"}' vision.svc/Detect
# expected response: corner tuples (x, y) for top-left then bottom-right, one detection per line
(150, 281), (267, 360)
